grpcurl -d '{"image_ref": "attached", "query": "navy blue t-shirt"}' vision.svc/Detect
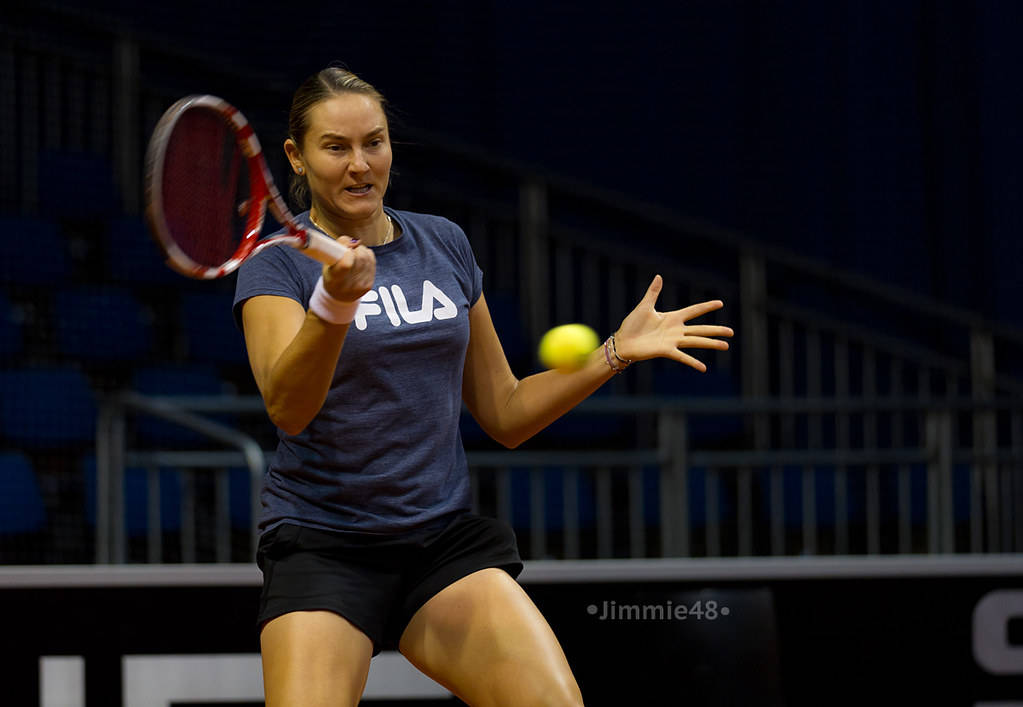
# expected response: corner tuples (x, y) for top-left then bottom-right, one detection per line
(233, 208), (482, 534)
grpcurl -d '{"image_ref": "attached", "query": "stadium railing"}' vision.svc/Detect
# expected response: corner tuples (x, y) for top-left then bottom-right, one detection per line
(93, 393), (1023, 563)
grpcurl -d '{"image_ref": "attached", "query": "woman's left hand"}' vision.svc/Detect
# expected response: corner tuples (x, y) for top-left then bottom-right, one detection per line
(613, 275), (734, 372)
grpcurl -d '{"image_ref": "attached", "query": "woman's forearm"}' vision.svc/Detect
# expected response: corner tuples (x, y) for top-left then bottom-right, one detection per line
(485, 345), (615, 448)
(260, 312), (350, 435)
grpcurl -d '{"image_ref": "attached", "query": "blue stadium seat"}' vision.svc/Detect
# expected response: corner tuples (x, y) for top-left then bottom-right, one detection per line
(507, 465), (664, 533)
(37, 150), (119, 217)
(877, 463), (929, 528)
(131, 364), (229, 445)
(642, 464), (660, 526)
(687, 466), (736, 528)
(0, 368), (96, 448)
(0, 216), (72, 286)
(105, 216), (180, 285)
(132, 363), (226, 396)
(0, 451), (47, 534)
(179, 292), (248, 364)
(953, 463), (972, 523)
(53, 286), (153, 362)
(0, 293), (23, 356)
(82, 459), (254, 536)
(509, 465), (587, 532)
(81, 456), (182, 534)
(229, 465), (255, 530)
(757, 465), (854, 529)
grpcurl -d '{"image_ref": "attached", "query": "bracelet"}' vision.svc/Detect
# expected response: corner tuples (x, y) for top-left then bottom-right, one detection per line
(603, 336), (629, 374)
(308, 275), (360, 325)
(610, 333), (633, 366)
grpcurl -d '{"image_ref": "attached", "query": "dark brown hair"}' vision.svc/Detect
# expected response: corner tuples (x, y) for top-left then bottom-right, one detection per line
(287, 67), (388, 208)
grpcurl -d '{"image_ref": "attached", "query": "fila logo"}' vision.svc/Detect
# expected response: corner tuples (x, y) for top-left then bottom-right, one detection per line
(354, 280), (457, 331)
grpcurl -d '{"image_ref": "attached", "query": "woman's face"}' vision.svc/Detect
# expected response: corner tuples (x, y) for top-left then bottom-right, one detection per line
(293, 92), (392, 221)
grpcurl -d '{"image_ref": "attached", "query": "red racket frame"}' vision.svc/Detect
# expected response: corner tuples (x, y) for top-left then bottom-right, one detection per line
(145, 94), (346, 279)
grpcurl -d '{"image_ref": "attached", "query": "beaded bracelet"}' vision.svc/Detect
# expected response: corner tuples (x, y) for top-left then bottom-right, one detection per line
(308, 275), (360, 325)
(609, 333), (633, 366)
(603, 335), (631, 374)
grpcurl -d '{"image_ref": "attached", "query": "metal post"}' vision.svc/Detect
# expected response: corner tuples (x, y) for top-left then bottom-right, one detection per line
(0, 45), (18, 212)
(596, 466), (613, 559)
(971, 329), (997, 552)
(1014, 411), (1023, 556)
(19, 53), (39, 213)
(181, 470), (196, 564)
(110, 406), (127, 563)
(739, 250), (769, 448)
(146, 465), (162, 563)
(706, 467), (721, 557)
(835, 336), (850, 555)
(496, 466), (511, 527)
(215, 469), (230, 563)
(805, 330), (821, 555)
(251, 465), (262, 559)
(658, 411), (689, 557)
(738, 466), (753, 556)
(112, 35), (140, 214)
(864, 349), (879, 555)
(530, 467), (545, 560)
(1014, 413), (1023, 553)
(770, 465), (785, 555)
(628, 466), (645, 558)
(95, 403), (113, 563)
(519, 180), (549, 344)
(925, 409), (954, 553)
(564, 467), (580, 559)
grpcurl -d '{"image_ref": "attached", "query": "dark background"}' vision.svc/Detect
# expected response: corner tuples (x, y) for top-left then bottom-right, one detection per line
(33, 0), (1023, 329)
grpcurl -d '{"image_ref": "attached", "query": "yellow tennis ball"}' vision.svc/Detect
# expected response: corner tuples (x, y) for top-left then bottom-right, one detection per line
(539, 323), (600, 371)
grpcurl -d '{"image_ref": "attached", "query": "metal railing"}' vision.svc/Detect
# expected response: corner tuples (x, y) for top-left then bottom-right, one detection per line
(95, 392), (265, 563)
(94, 393), (1023, 563)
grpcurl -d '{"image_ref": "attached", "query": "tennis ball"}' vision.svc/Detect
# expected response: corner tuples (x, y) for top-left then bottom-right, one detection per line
(538, 323), (600, 371)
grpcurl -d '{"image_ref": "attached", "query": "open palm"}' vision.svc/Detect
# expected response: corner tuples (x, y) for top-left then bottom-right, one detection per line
(614, 275), (734, 372)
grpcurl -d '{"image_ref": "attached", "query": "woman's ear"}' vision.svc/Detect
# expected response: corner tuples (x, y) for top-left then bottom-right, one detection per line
(284, 138), (304, 174)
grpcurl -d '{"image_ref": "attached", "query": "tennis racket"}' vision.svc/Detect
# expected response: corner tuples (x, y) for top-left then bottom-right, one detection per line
(144, 94), (347, 279)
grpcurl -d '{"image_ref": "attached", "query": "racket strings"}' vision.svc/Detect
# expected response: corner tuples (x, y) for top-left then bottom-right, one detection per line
(160, 108), (251, 269)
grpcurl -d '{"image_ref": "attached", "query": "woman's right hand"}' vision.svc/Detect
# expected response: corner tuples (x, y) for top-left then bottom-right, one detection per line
(323, 236), (376, 302)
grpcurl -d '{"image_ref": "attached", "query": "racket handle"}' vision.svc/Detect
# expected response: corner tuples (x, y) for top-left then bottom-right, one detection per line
(303, 229), (350, 265)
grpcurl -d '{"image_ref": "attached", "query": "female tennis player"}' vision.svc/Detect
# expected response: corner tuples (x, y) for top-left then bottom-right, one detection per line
(233, 66), (733, 707)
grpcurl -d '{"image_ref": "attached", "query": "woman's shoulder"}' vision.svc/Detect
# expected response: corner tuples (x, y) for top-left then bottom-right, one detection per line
(390, 208), (462, 237)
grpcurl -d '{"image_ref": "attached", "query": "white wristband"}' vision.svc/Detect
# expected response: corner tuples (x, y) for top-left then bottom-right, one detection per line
(308, 275), (360, 325)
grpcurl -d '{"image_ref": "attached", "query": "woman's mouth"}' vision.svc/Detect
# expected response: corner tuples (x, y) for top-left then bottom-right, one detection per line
(345, 184), (373, 195)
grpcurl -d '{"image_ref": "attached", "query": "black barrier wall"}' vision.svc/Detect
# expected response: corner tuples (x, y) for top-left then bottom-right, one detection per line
(3, 558), (1022, 706)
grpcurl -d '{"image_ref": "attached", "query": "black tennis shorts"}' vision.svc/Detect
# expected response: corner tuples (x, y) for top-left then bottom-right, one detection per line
(256, 512), (523, 654)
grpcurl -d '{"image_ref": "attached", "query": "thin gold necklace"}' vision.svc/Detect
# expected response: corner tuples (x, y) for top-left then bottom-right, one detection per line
(310, 211), (394, 246)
